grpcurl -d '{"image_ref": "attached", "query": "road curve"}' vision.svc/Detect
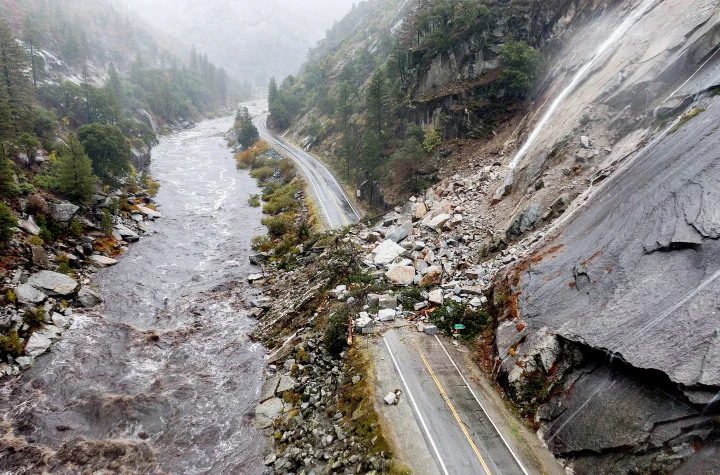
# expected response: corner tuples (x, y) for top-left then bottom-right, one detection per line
(253, 114), (363, 229)
(383, 328), (530, 475)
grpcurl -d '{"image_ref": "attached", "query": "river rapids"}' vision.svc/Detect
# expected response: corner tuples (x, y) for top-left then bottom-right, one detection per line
(0, 116), (267, 474)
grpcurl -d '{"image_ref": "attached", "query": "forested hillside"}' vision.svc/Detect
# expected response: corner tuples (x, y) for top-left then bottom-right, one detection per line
(268, 0), (546, 206)
(0, 0), (251, 258)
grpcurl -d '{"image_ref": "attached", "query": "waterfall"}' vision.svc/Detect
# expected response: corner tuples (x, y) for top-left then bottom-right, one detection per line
(509, 0), (660, 169)
(138, 108), (159, 133)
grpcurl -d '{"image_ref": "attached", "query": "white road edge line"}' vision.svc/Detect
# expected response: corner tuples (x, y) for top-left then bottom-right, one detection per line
(383, 336), (450, 475)
(434, 335), (531, 475)
(276, 134), (362, 222)
(258, 123), (335, 228)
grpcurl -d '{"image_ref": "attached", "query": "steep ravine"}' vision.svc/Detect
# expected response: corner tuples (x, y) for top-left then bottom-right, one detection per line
(0, 118), (268, 473)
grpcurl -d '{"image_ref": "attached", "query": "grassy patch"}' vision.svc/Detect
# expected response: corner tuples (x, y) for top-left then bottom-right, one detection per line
(669, 106), (706, 134)
(247, 194), (260, 207)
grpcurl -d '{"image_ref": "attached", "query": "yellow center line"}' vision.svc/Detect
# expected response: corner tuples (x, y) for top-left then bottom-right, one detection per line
(411, 338), (493, 475)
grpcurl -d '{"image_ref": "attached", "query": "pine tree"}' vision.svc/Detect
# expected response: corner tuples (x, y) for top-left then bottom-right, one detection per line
(0, 19), (33, 140)
(366, 70), (388, 138)
(236, 107), (259, 150)
(57, 133), (95, 203)
(22, 16), (39, 88)
(0, 146), (17, 197)
(190, 45), (198, 71)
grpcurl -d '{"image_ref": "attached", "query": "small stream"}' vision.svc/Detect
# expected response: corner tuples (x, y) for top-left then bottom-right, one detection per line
(0, 115), (268, 473)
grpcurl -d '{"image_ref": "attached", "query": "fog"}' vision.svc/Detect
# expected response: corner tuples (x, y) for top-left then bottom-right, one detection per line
(112, 0), (358, 86)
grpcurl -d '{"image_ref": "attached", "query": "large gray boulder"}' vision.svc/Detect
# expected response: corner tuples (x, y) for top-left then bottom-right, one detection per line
(506, 203), (543, 239)
(27, 271), (78, 296)
(114, 224), (140, 242)
(26, 332), (52, 357)
(17, 216), (40, 236)
(255, 397), (284, 429)
(15, 283), (47, 304)
(76, 287), (103, 308)
(370, 240), (406, 266)
(50, 202), (79, 222)
(385, 221), (413, 243)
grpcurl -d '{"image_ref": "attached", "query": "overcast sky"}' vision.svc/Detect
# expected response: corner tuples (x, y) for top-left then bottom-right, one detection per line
(113, 0), (360, 83)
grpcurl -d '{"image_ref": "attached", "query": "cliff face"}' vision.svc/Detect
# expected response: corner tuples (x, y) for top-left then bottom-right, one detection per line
(488, 0), (720, 472)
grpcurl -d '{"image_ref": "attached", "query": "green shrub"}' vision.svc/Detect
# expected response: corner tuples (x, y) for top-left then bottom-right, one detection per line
(324, 311), (349, 355)
(5, 289), (16, 305)
(248, 194), (261, 207)
(100, 210), (113, 236)
(430, 301), (491, 340)
(251, 235), (273, 252)
(57, 262), (72, 275)
(262, 215), (293, 238)
(69, 219), (84, 238)
(39, 225), (52, 244)
(498, 40), (544, 99)
(23, 307), (46, 328)
(0, 203), (17, 245)
(250, 166), (275, 182)
(0, 330), (23, 357)
(263, 192), (298, 215)
(27, 235), (42, 246)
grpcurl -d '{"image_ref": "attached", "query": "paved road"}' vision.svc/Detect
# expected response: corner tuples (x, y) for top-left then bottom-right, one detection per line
(383, 328), (530, 475)
(254, 114), (363, 229)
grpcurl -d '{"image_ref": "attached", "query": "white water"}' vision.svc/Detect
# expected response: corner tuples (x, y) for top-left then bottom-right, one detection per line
(509, 0), (659, 169)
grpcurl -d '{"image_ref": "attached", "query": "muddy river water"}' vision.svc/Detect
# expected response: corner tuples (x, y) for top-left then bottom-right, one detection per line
(0, 116), (268, 473)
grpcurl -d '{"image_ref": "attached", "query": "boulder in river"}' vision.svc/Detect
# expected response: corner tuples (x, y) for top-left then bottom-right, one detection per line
(27, 271), (78, 296)
(26, 332), (52, 357)
(76, 287), (103, 308)
(90, 255), (118, 267)
(114, 224), (140, 242)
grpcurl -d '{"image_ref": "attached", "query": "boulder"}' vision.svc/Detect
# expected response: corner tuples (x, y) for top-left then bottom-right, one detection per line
(580, 135), (590, 148)
(31, 246), (50, 269)
(50, 202), (79, 222)
(276, 376), (297, 395)
(247, 273), (265, 283)
(378, 294), (398, 309)
(385, 221), (413, 243)
(424, 325), (439, 335)
(370, 240), (406, 266)
(255, 397), (284, 429)
(384, 392), (398, 405)
(16, 356), (33, 370)
(260, 377), (280, 403)
(354, 314), (374, 334)
(377, 308), (396, 322)
(51, 312), (70, 329)
(428, 289), (444, 306)
(136, 205), (163, 219)
(328, 285), (347, 298)
(27, 271), (78, 296)
(114, 224), (140, 242)
(76, 287), (103, 308)
(15, 283), (47, 304)
(493, 172), (514, 203)
(90, 255), (118, 267)
(412, 202), (428, 221)
(26, 332), (52, 357)
(506, 204), (543, 239)
(385, 266), (416, 285)
(424, 213), (451, 232)
(17, 216), (40, 236)
(419, 266), (443, 287)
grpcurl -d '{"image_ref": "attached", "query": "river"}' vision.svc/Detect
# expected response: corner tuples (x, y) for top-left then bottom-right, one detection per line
(0, 116), (268, 473)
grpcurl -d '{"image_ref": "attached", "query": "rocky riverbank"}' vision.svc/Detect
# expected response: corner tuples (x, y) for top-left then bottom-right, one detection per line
(0, 188), (162, 377)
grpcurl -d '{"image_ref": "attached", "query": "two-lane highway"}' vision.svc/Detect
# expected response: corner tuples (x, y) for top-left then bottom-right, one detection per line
(254, 114), (363, 229)
(383, 328), (531, 475)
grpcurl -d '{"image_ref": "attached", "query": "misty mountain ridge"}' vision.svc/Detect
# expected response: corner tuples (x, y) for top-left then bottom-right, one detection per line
(112, 0), (358, 85)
